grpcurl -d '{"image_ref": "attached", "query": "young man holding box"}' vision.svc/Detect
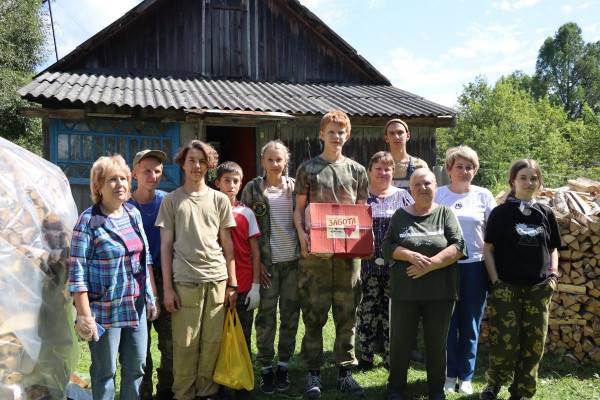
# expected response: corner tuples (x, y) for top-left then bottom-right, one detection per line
(294, 110), (369, 399)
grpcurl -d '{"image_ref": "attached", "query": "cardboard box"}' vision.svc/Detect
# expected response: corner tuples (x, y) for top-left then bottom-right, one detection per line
(308, 203), (373, 258)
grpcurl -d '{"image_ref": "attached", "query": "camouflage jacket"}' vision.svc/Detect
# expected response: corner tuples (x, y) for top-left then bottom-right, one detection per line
(240, 176), (299, 266)
(294, 156), (369, 204)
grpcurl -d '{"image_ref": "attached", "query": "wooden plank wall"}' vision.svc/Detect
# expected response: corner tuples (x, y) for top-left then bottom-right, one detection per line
(67, 0), (381, 84)
(66, 120), (436, 212)
(277, 123), (436, 177)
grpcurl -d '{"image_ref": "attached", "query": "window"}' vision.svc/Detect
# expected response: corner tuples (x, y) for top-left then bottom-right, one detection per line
(50, 119), (180, 189)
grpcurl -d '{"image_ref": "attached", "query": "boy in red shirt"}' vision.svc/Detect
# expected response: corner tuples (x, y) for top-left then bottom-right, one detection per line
(215, 161), (262, 400)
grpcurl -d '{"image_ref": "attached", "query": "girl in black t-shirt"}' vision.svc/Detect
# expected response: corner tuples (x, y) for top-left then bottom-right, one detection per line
(479, 159), (560, 400)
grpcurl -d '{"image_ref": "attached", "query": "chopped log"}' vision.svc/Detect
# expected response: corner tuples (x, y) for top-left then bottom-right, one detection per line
(560, 325), (573, 334)
(571, 251), (585, 260)
(586, 281), (596, 290)
(563, 234), (577, 244)
(560, 249), (573, 260)
(580, 241), (592, 253)
(569, 303), (581, 313)
(583, 339), (595, 352)
(570, 220), (583, 235)
(585, 299), (600, 314)
(558, 284), (587, 294)
(589, 348), (600, 362)
(585, 270), (596, 279)
(591, 220), (600, 235)
(567, 177), (600, 193)
(561, 294), (578, 308)
(567, 192), (593, 215)
(554, 190), (570, 214)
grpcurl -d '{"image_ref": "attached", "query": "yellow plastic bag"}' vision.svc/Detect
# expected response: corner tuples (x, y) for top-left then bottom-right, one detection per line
(213, 308), (254, 390)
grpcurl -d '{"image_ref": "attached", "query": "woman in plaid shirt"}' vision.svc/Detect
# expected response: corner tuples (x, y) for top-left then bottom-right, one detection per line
(68, 155), (158, 400)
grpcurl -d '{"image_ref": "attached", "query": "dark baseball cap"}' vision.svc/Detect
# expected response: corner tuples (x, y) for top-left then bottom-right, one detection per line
(133, 149), (167, 168)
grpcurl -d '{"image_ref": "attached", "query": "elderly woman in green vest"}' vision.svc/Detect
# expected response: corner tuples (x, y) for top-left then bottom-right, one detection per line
(382, 168), (467, 400)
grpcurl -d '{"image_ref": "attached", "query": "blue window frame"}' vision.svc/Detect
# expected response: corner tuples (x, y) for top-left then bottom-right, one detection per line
(49, 119), (180, 190)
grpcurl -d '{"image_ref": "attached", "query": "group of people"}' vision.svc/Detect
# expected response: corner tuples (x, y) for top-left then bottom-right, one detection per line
(67, 110), (560, 400)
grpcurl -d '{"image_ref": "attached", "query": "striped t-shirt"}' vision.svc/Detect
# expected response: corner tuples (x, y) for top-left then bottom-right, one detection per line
(111, 212), (145, 296)
(266, 186), (298, 263)
(362, 188), (413, 276)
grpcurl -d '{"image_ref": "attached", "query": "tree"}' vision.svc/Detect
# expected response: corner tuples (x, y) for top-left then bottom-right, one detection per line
(568, 105), (600, 178)
(579, 41), (600, 114)
(437, 76), (577, 193)
(535, 22), (600, 118)
(500, 70), (546, 100)
(0, 0), (47, 154)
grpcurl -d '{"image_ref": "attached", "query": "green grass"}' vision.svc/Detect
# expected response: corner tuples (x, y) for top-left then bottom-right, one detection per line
(75, 313), (600, 399)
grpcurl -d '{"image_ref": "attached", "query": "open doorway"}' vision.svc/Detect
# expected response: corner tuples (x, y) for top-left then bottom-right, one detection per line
(206, 125), (257, 192)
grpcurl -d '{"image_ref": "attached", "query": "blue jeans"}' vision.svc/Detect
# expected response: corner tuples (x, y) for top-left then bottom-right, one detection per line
(89, 298), (148, 400)
(446, 261), (488, 381)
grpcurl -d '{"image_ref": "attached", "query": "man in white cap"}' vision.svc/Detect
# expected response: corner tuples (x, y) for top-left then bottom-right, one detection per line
(129, 149), (173, 400)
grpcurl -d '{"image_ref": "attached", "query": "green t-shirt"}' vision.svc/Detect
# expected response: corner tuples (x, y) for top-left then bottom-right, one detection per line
(294, 156), (368, 204)
(382, 205), (467, 300)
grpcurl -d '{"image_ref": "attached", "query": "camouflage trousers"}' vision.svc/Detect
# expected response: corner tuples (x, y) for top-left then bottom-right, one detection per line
(298, 255), (362, 369)
(357, 273), (389, 363)
(255, 260), (300, 367)
(141, 269), (173, 400)
(485, 278), (556, 398)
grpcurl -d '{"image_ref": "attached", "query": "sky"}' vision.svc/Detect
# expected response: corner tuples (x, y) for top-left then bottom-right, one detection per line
(40, 0), (600, 108)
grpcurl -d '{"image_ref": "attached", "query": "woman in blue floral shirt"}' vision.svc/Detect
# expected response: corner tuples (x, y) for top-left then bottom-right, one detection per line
(68, 155), (157, 400)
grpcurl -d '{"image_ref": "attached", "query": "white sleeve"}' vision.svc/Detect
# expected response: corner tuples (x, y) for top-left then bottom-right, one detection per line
(484, 189), (496, 223)
(243, 207), (261, 238)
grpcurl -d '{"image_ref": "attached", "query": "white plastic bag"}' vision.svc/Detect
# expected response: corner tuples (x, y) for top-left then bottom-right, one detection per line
(0, 137), (79, 399)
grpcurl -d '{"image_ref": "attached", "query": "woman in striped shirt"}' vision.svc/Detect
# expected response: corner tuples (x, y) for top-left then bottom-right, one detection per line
(357, 151), (413, 371)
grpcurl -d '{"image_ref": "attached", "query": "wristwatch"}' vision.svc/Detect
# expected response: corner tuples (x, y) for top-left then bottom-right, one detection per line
(227, 284), (238, 291)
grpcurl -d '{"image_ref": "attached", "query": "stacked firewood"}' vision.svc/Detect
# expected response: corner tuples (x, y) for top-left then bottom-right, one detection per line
(542, 178), (600, 362)
(480, 177), (600, 363)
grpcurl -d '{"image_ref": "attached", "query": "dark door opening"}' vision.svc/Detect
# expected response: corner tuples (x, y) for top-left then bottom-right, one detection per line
(206, 125), (256, 192)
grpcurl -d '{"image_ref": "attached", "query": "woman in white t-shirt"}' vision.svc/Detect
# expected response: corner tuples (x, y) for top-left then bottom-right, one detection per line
(434, 146), (496, 395)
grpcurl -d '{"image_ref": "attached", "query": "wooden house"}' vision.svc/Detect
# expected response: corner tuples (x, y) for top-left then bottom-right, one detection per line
(19, 0), (455, 211)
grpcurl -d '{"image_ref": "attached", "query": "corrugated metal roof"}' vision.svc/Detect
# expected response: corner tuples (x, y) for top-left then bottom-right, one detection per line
(19, 72), (455, 118)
